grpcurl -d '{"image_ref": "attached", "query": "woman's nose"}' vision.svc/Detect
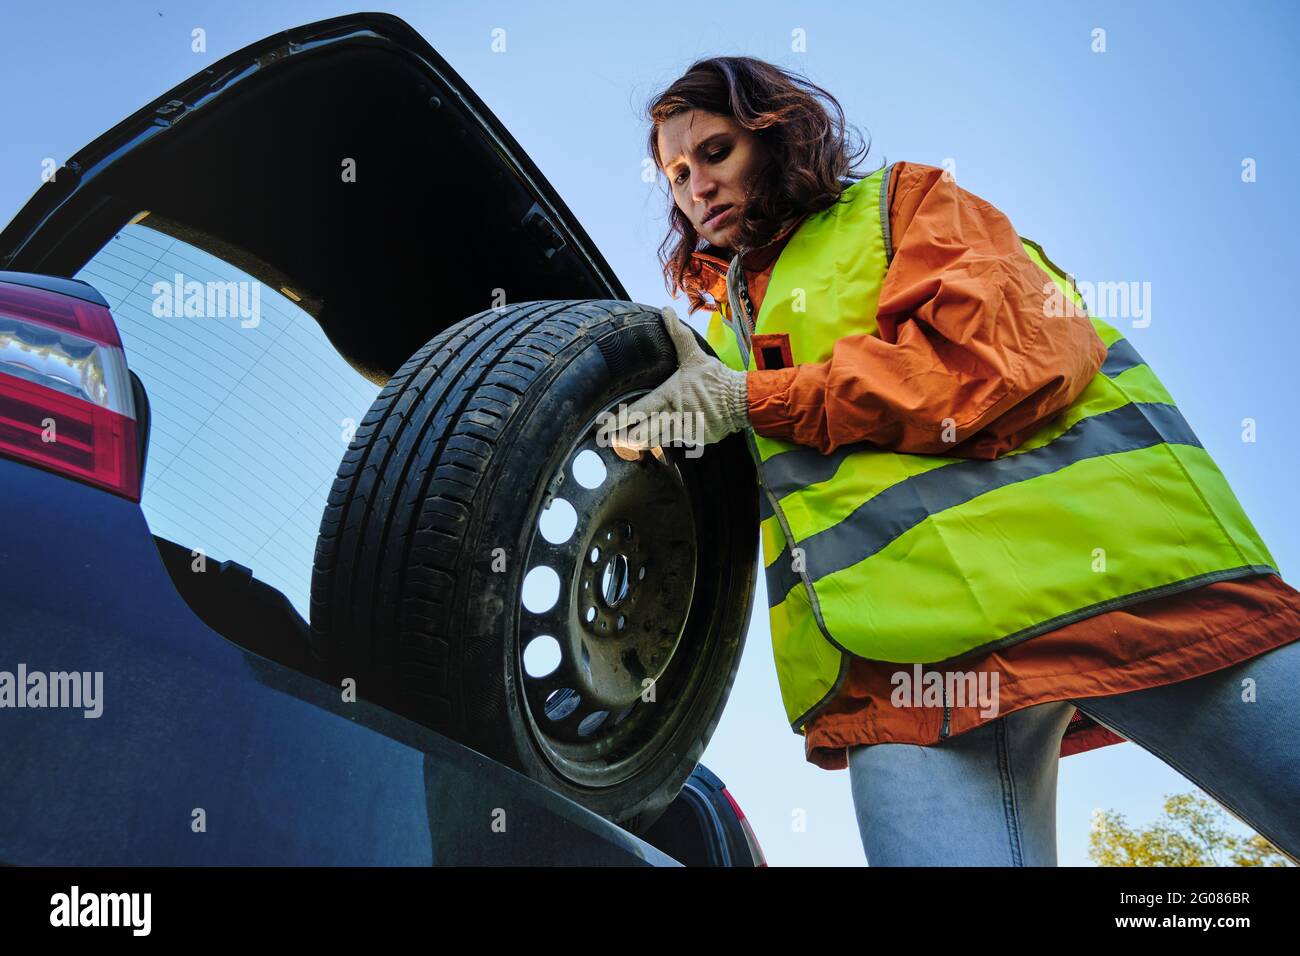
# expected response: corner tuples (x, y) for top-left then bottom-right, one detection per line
(690, 168), (718, 204)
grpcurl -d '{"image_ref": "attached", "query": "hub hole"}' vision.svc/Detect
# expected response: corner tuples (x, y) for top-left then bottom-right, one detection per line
(573, 449), (607, 489)
(544, 688), (581, 722)
(521, 566), (560, 613)
(578, 711), (609, 737)
(600, 553), (631, 607)
(538, 497), (577, 544)
(523, 635), (561, 678)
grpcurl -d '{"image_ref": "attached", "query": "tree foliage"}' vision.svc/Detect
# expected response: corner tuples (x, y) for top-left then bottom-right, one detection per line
(1088, 792), (1293, 866)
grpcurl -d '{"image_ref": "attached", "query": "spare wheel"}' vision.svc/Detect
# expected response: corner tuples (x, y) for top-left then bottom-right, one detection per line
(309, 300), (759, 833)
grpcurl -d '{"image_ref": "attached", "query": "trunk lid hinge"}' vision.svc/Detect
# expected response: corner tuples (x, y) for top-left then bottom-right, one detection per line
(523, 203), (567, 259)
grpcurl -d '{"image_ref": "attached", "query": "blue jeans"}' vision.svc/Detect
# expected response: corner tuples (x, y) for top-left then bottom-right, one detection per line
(847, 637), (1300, 866)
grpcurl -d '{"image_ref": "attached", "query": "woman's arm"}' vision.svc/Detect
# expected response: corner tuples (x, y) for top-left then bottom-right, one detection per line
(745, 162), (1109, 458)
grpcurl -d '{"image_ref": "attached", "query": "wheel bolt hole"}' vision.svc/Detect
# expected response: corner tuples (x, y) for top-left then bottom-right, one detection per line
(585, 606), (596, 624)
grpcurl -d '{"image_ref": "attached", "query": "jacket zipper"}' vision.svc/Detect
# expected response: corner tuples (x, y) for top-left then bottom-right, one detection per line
(736, 278), (756, 332)
(940, 677), (951, 738)
(698, 252), (756, 333)
(728, 258), (757, 334)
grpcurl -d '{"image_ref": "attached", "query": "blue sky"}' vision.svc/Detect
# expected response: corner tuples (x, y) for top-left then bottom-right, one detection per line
(3, 0), (1297, 866)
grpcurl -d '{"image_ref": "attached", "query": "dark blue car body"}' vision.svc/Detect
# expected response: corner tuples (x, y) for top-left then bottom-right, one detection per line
(1, 446), (687, 865)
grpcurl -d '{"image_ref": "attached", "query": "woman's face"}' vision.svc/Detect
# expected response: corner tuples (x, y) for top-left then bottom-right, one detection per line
(657, 109), (769, 251)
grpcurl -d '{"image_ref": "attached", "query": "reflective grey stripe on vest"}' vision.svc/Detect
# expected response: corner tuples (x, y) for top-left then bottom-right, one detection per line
(1099, 337), (1144, 378)
(758, 337), (1150, 522)
(765, 400), (1202, 606)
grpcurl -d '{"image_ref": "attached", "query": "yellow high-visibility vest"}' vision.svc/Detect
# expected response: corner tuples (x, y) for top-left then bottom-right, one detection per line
(706, 163), (1278, 735)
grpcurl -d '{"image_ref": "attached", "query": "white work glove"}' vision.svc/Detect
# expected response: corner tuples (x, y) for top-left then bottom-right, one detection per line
(604, 306), (749, 457)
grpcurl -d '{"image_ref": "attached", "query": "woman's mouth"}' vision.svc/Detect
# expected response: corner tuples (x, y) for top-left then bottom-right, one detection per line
(703, 205), (734, 228)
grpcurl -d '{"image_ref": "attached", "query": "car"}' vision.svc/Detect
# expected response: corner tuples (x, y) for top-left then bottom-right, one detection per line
(0, 12), (763, 865)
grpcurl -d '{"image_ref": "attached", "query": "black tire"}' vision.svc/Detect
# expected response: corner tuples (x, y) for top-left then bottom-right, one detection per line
(309, 299), (758, 832)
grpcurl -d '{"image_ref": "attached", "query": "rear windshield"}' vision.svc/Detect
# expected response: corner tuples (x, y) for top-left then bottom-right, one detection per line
(76, 222), (382, 617)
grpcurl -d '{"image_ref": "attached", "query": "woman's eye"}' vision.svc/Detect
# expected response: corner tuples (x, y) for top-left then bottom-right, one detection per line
(670, 148), (729, 186)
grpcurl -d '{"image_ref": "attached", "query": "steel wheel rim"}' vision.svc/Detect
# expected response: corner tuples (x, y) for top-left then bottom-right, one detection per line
(516, 391), (703, 788)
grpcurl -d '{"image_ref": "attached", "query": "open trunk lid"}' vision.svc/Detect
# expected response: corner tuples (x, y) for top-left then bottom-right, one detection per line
(0, 12), (626, 383)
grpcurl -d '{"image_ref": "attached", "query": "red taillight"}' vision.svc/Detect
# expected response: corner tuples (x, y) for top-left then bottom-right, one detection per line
(0, 278), (139, 501)
(722, 787), (767, 867)
(0, 281), (123, 346)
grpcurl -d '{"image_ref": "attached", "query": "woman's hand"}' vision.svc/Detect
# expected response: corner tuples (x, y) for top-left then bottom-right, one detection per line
(605, 306), (749, 457)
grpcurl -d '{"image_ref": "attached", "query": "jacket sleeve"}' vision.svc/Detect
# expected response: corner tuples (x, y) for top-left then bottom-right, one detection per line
(744, 162), (1109, 458)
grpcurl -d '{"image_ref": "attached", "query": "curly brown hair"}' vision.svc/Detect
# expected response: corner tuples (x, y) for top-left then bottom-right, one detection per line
(645, 56), (876, 314)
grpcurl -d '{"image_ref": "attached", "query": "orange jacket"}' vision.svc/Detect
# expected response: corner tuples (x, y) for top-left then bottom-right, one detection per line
(685, 161), (1300, 768)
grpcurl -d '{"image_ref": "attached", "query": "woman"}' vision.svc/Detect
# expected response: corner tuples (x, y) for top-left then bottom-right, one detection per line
(622, 55), (1300, 866)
